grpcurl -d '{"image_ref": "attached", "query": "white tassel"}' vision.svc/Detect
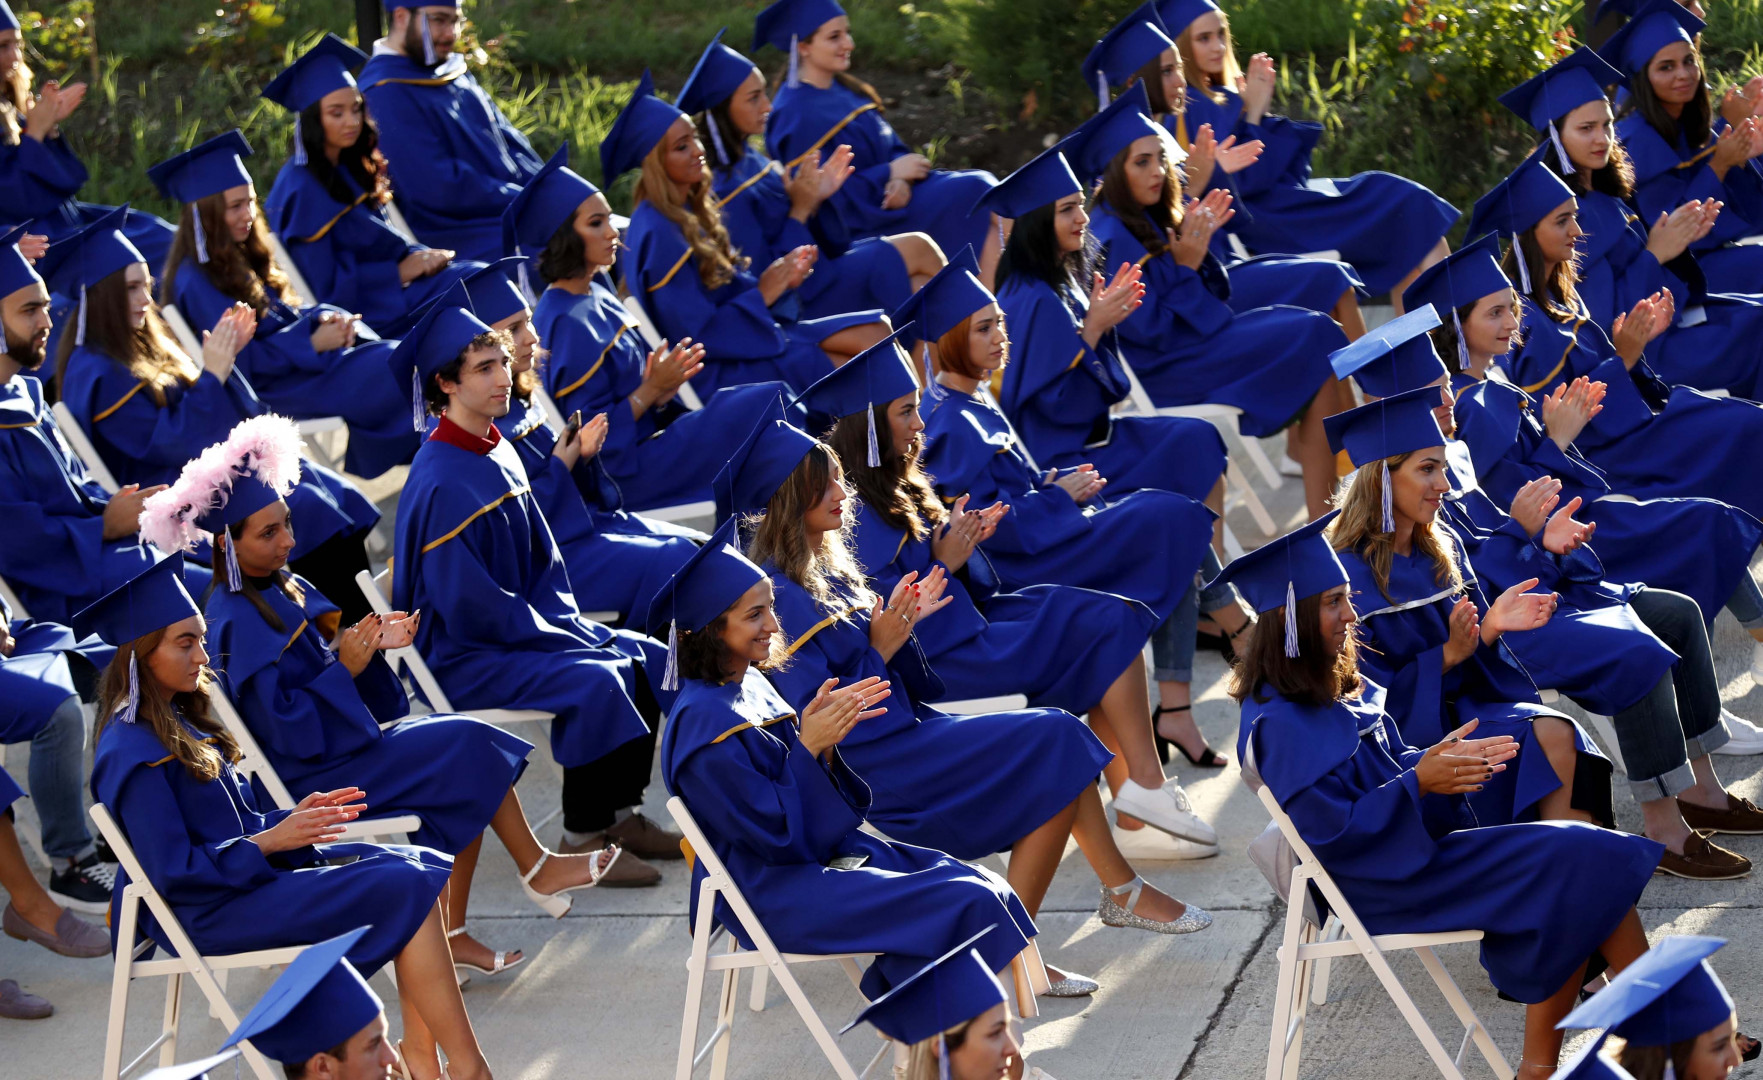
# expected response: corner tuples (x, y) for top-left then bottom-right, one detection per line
(1096, 70), (1110, 111)
(661, 620), (680, 691)
(420, 12), (436, 67)
(291, 114), (307, 168)
(922, 343), (944, 401)
(223, 533), (243, 593)
(1453, 308), (1470, 370)
(1513, 233), (1532, 295)
(787, 34), (800, 89)
(193, 208), (209, 265)
(706, 111), (730, 166)
(75, 284), (87, 346)
(1380, 460), (1394, 533)
(517, 260), (537, 306)
(1547, 121), (1572, 174)
(937, 1034), (951, 1080)
(1283, 580), (1299, 658)
(122, 651), (140, 724)
(412, 368), (426, 432)
(865, 406), (881, 467)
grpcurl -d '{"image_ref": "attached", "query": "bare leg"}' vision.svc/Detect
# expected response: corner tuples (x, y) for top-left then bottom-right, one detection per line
(1517, 910), (1648, 1078)
(1389, 238), (1451, 315)
(0, 814), (65, 934)
(1332, 288), (1368, 342)
(1639, 795), (1696, 853)
(978, 215), (1004, 291)
(883, 232), (947, 292)
(820, 319), (894, 366)
(1532, 717), (1594, 824)
(485, 786), (614, 894)
(1067, 787), (1188, 922)
(1006, 799), (1078, 917)
(1293, 379), (1347, 519)
(393, 904), (492, 1080)
(1678, 753), (1733, 809)
(1087, 654), (1169, 831)
(441, 837), (521, 973)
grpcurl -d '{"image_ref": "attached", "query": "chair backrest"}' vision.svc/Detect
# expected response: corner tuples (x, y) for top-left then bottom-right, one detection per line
(1255, 782), (1322, 870)
(203, 684), (297, 810)
(263, 232), (319, 308)
(159, 304), (206, 360)
(619, 293), (704, 412)
(1110, 351), (1160, 417)
(89, 803), (154, 902)
(50, 400), (120, 493)
(384, 200), (418, 243)
(531, 384), (568, 433)
(355, 569), (457, 713)
(667, 795), (790, 956)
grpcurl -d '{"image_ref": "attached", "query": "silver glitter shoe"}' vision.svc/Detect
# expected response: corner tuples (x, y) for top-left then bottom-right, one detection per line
(1042, 972), (1099, 998)
(1097, 875), (1212, 935)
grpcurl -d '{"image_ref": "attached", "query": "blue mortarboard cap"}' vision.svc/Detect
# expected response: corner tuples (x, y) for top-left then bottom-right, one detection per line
(0, 223), (44, 302)
(1560, 936), (1734, 1047)
(971, 148), (1082, 220)
(1328, 305), (1446, 397)
(221, 927), (383, 1064)
(1498, 48), (1623, 133)
(1056, 82), (1163, 186)
(841, 927), (1008, 1044)
(193, 475), (286, 536)
(714, 396), (821, 523)
(1404, 233), (1510, 324)
(147, 131), (254, 206)
(1082, 6), (1175, 108)
(1205, 510), (1347, 618)
(1551, 1038), (1637, 1080)
(1323, 386), (1448, 467)
(678, 28), (760, 115)
(1599, 0), (1704, 78)
(601, 71), (689, 184)
(35, 205), (145, 296)
(0, 2), (18, 32)
(1466, 154), (1576, 243)
(891, 246), (993, 345)
(795, 322), (920, 425)
(458, 257), (532, 326)
(1154, 0), (1220, 38)
(261, 34), (367, 114)
(383, 0), (460, 11)
(387, 280), (492, 428)
(503, 143), (600, 258)
(753, 0), (846, 52)
(71, 555), (199, 646)
(137, 1050), (244, 1080)
(644, 517), (769, 640)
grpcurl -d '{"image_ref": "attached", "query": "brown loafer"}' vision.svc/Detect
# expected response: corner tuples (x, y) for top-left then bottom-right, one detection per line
(603, 813), (686, 861)
(1655, 831), (1753, 880)
(0, 979), (52, 1020)
(1678, 793), (1763, 835)
(2, 904), (110, 958)
(555, 836), (663, 887)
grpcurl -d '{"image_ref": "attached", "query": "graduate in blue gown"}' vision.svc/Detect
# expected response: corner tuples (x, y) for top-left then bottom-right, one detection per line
(151, 131), (417, 480)
(1155, 0), (1458, 299)
(1220, 514), (1660, 1067)
(503, 143), (794, 513)
(356, 0), (543, 263)
(260, 35), (482, 339)
(608, 72), (888, 397)
(206, 927), (395, 1078)
(981, 149), (1234, 517)
(44, 208), (378, 616)
(678, 29), (930, 323)
(755, 0), (1000, 279)
(650, 521), (1041, 998)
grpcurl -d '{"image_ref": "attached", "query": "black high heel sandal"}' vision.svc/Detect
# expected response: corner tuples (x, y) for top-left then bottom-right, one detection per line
(1153, 705), (1229, 768)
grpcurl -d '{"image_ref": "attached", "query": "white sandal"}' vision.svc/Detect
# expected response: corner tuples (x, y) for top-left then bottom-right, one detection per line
(446, 925), (525, 980)
(519, 845), (622, 918)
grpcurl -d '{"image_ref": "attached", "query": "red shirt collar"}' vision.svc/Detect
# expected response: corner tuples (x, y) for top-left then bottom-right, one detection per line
(429, 413), (502, 455)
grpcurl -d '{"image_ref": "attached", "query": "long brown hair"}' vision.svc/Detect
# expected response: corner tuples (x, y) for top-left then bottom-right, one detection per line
(1098, 143), (1184, 256)
(826, 401), (943, 543)
(95, 629), (239, 782)
(52, 265), (193, 408)
(747, 443), (874, 607)
(1625, 43), (1712, 150)
(162, 195), (293, 313)
(1328, 455), (1463, 604)
(297, 96), (393, 209)
(1613, 1037), (1699, 1080)
(1509, 228), (1582, 322)
(1226, 590), (1363, 708)
(1134, 49), (1180, 116)
(1556, 112), (1637, 199)
(634, 139), (745, 290)
(1175, 14), (1243, 103)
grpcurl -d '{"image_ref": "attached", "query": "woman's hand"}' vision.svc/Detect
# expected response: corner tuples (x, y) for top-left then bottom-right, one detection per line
(1414, 720), (1518, 796)
(1481, 578), (1557, 644)
(377, 611), (420, 650)
(1440, 596), (1481, 672)
(758, 246), (819, 305)
(335, 613), (383, 676)
(908, 564), (953, 621)
(1049, 464), (1107, 504)
(888, 153), (932, 184)
(250, 788), (368, 853)
(1235, 53), (1277, 124)
(632, 338), (706, 417)
(1710, 117), (1763, 179)
(1610, 290), (1673, 367)
(788, 144), (856, 220)
(1646, 201), (1710, 264)
(1080, 262), (1146, 346)
(17, 233), (49, 263)
(1171, 189), (1234, 270)
(23, 80), (85, 140)
(308, 311), (358, 353)
(1507, 476), (1561, 536)
(200, 303), (257, 380)
(868, 572), (922, 663)
(1184, 123), (1221, 195)
(881, 178), (913, 210)
(1541, 496), (1596, 556)
(1721, 77), (1763, 127)
(798, 676), (891, 757)
(398, 248), (453, 284)
(930, 495), (1006, 572)
(1540, 376), (1605, 450)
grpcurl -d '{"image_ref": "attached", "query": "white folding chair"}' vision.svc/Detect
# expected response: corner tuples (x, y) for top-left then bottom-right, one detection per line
(202, 684), (419, 842)
(1534, 688), (1625, 773)
(158, 304), (206, 361)
(1253, 783), (1513, 1080)
(384, 200), (418, 244)
(51, 400), (120, 494)
(622, 292), (706, 411)
(263, 232), (319, 309)
(91, 803), (307, 1080)
(1226, 231), (1343, 266)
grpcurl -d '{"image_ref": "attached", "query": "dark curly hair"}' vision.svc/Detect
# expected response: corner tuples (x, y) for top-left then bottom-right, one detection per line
(422, 329), (513, 415)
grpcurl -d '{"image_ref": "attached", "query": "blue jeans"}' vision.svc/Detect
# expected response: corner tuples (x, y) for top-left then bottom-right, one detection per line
(1152, 547), (1240, 683)
(27, 695), (94, 861)
(1612, 589), (1729, 803)
(1725, 571), (1763, 631)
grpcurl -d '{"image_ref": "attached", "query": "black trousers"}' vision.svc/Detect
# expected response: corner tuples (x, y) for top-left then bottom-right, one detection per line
(560, 665), (663, 834)
(289, 528), (374, 626)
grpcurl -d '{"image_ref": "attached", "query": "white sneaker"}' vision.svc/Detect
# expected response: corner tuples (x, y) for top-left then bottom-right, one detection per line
(1111, 778), (1218, 845)
(1111, 821), (1219, 861)
(1751, 641), (1763, 684)
(1714, 710), (1763, 756)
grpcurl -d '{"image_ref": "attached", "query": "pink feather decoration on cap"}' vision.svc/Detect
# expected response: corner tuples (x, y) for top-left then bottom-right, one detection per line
(137, 414), (304, 554)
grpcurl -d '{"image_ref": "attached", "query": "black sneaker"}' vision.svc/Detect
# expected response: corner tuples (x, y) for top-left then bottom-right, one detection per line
(48, 853), (115, 914)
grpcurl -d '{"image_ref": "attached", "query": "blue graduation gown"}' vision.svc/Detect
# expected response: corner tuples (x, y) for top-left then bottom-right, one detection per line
(1168, 90), (1458, 294)
(1496, 305), (1763, 519)
(495, 394), (696, 622)
(764, 570), (1112, 859)
(390, 428), (669, 767)
(0, 132), (175, 272)
(993, 273), (1227, 498)
(57, 347), (378, 555)
(356, 50), (543, 262)
(0, 597), (111, 744)
(919, 385), (1208, 621)
(90, 710), (451, 975)
(172, 263), (417, 479)
(658, 668), (1036, 997)
(204, 575), (531, 854)
(1616, 111), (1763, 293)
(848, 498), (1156, 713)
(712, 151), (913, 320)
(1239, 679), (1660, 1003)
(1088, 204), (1344, 435)
(263, 160), (483, 338)
(763, 80), (996, 259)
(1218, 251), (1363, 316)
(1452, 373), (1762, 624)
(623, 202), (875, 396)
(531, 281), (794, 509)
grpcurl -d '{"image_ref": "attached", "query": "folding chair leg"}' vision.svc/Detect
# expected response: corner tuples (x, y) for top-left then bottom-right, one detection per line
(103, 891), (142, 1080)
(1413, 947), (1515, 1080)
(160, 971), (183, 1067)
(675, 890), (718, 1080)
(1356, 940), (1471, 1080)
(763, 957), (862, 1080)
(208, 966), (228, 1020)
(1234, 430), (1285, 490)
(1221, 520), (1246, 561)
(1311, 915), (1341, 1006)
(748, 963), (769, 1012)
(1266, 888), (1310, 1080)
(1228, 459), (1279, 537)
(709, 966), (739, 1080)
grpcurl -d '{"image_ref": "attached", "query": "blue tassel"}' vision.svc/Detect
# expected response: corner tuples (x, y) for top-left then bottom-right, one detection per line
(291, 115), (307, 168)
(122, 652), (140, 724)
(1283, 580), (1299, 658)
(1548, 121), (1573, 174)
(1096, 71), (1109, 111)
(420, 13), (436, 66)
(787, 34), (799, 88)
(224, 534), (243, 592)
(1453, 309), (1471, 369)
(75, 285), (87, 346)
(922, 343), (944, 401)
(866, 407), (881, 468)
(1513, 232), (1531, 294)
(706, 112), (729, 166)
(192, 209), (209, 265)
(1380, 461), (1394, 533)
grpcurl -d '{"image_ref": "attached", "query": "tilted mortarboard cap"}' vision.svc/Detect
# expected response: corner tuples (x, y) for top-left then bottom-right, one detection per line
(1154, 0), (1220, 39)
(645, 516), (769, 689)
(1405, 234), (1509, 323)
(1056, 82), (1162, 187)
(1498, 47), (1623, 139)
(678, 28), (760, 115)
(794, 322), (919, 459)
(1550, 1038), (1638, 1080)
(752, 0), (847, 53)
(971, 148), (1082, 221)
(1082, 5), (1176, 109)
(1598, 0), (1704, 79)
(1323, 386), (1448, 467)
(0, 223), (44, 304)
(137, 1050), (245, 1080)
(0, 2), (17, 32)
(892, 245), (991, 344)
(1465, 154), (1574, 296)
(1560, 936), (1735, 1048)
(35, 205), (143, 297)
(71, 556), (200, 724)
(458, 257), (533, 327)
(503, 143), (600, 259)
(1205, 510), (1346, 656)
(601, 71), (688, 185)
(386, 280), (492, 431)
(147, 130), (254, 205)
(1327, 304), (1446, 398)
(261, 34), (368, 114)
(220, 927), (384, 1064)
(840, 927), (1008, 1044)
(713, 395), (820, 523)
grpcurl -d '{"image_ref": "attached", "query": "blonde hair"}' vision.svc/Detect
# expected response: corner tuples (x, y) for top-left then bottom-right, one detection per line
(0, 57), (28, 145)
(899, 1021), (975, 1080)
(747, 444), (875, 609)
(1175, 12), (1244, 103)
(634, 138), (746, 290)
(1327, 455), (1463, 605)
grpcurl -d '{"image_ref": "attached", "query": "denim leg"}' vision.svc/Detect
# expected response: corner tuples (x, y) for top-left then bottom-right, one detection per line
(1152, 587), (1201, 683)
(1725, 570), (1763, 632)
(1196, 546), (1240, 613)
(27, 695), (94, 861)
(1631, 588), (1727, 753)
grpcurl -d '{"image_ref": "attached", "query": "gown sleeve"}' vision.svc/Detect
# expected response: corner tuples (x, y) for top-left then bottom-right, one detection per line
(0, 134), (89, 218)
(920, 407), (1091, 555)
(177, 270), (329, 380)
(84, 364), (241, 471)
(363, 83), (528, 218)
(109, 764), (283, 903)
(631, 214), (789, 362)
(674, 724), (867, 865)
